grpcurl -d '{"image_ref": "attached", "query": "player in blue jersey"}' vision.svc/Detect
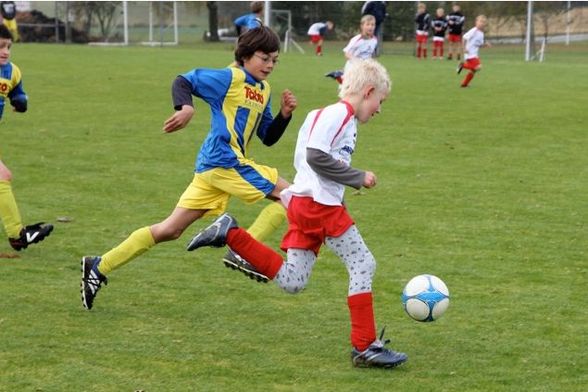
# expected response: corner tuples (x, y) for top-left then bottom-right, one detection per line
(81, 26), (297, 310)
(234, 1), (264, 36)
(0, 25), (53, 251)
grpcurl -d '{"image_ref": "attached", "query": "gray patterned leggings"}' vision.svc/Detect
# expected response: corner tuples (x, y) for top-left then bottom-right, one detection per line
(274, 225), (376, 295)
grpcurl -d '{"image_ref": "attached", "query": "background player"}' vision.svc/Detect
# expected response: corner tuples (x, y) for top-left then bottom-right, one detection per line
(326, 14), (377, 84)
(233, 1), (264, 36)
(0, 25), (53, 251)
(307, 20), (334, 57)
(458, 15), (491, 88)
(431, 8), (448, 60)
(187, 59), (408, 369)
(447, 3), (465, 60)
(80, 27), (297, 310)
(415, 3), (431, 59)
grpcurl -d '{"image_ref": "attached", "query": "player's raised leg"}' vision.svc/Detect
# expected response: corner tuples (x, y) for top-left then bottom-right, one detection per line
(0, 161), (53, 251)
(81, 207), (206, 310)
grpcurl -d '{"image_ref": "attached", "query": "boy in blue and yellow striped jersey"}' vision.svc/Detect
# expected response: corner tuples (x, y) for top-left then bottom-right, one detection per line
(81, 26), (297, 310)
(0, 25), (53, 251)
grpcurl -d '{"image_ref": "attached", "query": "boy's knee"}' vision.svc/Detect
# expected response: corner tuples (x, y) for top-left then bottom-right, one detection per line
(0, 169), (12, 181)
(281, 282), (305, 294)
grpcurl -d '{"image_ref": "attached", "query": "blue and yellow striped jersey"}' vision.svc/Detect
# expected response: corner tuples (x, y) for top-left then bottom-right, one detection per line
(0, 61), (27, 120)
(181, 66), (274, 173)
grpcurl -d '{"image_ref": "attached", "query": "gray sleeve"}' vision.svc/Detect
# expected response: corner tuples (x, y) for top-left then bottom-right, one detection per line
(306, 148), (365, 190)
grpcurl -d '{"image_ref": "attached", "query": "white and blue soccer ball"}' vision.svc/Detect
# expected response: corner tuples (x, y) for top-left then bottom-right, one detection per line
(401, 274), (450, 322)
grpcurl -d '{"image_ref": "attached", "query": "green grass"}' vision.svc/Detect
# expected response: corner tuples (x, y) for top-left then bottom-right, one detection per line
(1, 40), (587, 391)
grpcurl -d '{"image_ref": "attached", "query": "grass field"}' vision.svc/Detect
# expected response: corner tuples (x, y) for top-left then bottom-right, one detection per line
(1, 40), (587, 391)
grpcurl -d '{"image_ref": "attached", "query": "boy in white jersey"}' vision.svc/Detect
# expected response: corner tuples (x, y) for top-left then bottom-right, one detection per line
(326, 14), (378, 84)
(307, 21), (334, 56)
(187, 59), (408, 369)
(458, 15), (491, 88)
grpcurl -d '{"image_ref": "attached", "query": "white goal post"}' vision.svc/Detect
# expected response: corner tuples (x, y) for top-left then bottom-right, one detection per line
(88, 1), (178, 47)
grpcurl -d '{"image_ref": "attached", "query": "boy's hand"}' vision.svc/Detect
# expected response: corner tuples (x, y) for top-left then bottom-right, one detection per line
(280, 89), (297, 118)
(363, 171), (377, 188)
(163, 105), (194, 133)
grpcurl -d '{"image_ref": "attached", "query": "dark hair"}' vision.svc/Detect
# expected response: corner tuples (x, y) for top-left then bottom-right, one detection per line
(250, 1), (264, 14)
(234, 26), (280, 66)
(0, 25), (13, 40)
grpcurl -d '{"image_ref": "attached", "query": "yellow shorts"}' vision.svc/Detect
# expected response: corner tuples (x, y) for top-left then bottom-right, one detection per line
(177, 159), (278, 217)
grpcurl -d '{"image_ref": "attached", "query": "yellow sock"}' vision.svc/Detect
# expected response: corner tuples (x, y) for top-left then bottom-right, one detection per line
(98, 226), (156, 275)
(247, 202), (287, 242)
(0, 180), (23, 238)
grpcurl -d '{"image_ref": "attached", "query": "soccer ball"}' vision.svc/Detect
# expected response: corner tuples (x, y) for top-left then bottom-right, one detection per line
(401, 274), (450, 322)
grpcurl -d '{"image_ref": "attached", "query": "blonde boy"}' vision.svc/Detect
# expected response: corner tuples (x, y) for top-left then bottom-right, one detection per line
(458, 15), (491, 87)
(326, 14), (378, 84)
(188, 59), (408, 369)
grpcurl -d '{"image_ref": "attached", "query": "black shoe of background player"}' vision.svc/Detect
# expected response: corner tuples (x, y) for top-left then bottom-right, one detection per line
(456, 62), (464, 74)
(8, 222), (54, 251)
(186, 213), (237, 251)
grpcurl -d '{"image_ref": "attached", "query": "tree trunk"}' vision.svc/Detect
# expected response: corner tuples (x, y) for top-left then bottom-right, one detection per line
(207, 1), (219, 42)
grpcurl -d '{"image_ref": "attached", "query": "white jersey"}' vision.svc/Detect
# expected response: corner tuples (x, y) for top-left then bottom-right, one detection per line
(463, 27), (484, 60)
(307, 22), (327, 36)
(343, 34), (378, 60)
(281, 101), (357, 207)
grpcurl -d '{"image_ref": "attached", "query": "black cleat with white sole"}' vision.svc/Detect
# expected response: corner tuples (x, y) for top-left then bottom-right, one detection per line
(186, 213), (237, 251)
(223, 248), (269, 283)
(81, 256), (108, 310)
(351, 328), (408, 369)
(9, 222), (54, 251)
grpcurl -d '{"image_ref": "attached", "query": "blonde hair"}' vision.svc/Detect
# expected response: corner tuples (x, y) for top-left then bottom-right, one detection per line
(339, 59), (391, 99)
(360, 14), (376, 25)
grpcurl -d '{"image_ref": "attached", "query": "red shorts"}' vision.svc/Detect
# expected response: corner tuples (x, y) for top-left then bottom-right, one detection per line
(448, 33), (462, 43)
(464, 57), (481, 70)
(416, 33), (428, 44)
(281, 196), (354, 255)
(309, 34), (322, 44)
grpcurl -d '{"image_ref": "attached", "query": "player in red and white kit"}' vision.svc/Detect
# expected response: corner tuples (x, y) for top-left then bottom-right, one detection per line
(326, 14), (378, 84)
(187, 59), (408, 369)
(458, 15), (491, 88)
(431, 8), (448, 60)
(415, 3), (431, 59)
(307, 21), (334, 56)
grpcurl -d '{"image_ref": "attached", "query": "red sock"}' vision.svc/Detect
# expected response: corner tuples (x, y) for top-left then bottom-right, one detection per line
(462, 71), (475, 87)
(348, 292), (377, 351)
(433, 45), (437, 57)
(316, 45), (322, 55)
(335, 76), (343, 84)
(417, 45), (422, 58)
(440, 43), (444, 57)
(423, 48), (427, 58)
(226, 228), (283, 279)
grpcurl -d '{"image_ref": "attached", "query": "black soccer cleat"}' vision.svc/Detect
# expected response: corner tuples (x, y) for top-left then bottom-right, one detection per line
(186, 213), (237, 251)
(351, 328), (408, 369)
(223, 248), (269, 283)
(81, 256), (108, 310)
(325, 70), (344, 80)
(456, 62), (464, 74)
(8, 222), (54, 251)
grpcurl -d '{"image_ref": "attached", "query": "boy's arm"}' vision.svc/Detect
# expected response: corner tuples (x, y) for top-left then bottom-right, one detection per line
(306, 148), (365, 189)
(163, 75), (194, 133)
(8, 81), (27, 113)
(259, 89), (297, 146)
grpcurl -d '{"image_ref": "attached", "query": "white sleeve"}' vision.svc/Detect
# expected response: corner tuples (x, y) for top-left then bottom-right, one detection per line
(306, 105), (347, 153)
(463, 28), (473, 41)
(343, 35), (361, 54)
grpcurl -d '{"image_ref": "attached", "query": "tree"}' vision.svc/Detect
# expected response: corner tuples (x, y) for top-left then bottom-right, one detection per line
(207, 1), (219, 42)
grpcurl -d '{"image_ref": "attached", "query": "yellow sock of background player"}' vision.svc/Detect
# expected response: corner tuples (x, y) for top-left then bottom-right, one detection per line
(246, 201), (286, 242)
(0, 180), (23, 238)
(98, 226), (155, 275)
